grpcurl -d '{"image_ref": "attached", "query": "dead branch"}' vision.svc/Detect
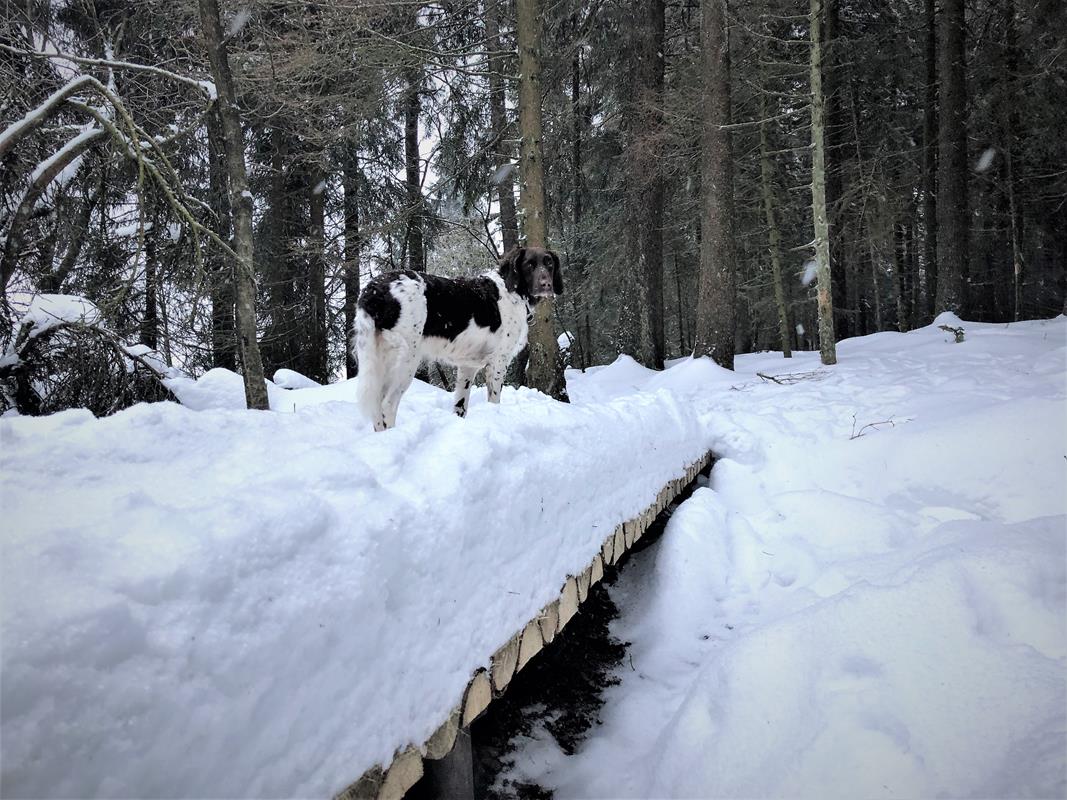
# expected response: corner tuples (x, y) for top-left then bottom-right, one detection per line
(938, 324), (965, 343)
(849, 414), (896, 440)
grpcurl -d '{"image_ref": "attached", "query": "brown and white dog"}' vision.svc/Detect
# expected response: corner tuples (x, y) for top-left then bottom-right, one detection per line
(353, 246), (563, 431)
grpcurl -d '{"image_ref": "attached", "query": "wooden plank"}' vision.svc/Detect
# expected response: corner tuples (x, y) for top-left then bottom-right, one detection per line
(379, 747), (422, 800)
(590, 553), (604, 585)
(490, 633), (521, 694)
(335, 766), (382, 800)
(601, 533), (615, 567)
(576, 566), (590, 602)
(517, 618), (543, 671)
(613, 524), (626, 561)
(461, 670), (491, 727)
(558, 576), (579, 630)
(539, 600), (560, 644)
(424, 707), (460, 760)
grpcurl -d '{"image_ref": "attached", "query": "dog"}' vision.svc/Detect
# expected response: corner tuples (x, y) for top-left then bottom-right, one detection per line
(353, 246), (563, 431)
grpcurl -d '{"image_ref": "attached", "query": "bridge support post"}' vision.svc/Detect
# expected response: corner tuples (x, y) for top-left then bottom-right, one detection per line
(422, 727), (474, 800)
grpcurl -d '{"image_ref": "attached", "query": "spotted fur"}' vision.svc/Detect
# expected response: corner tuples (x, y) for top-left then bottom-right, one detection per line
(353, 247), (563, 431)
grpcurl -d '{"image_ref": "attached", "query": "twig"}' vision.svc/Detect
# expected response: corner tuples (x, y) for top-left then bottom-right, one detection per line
(849, 414), (896, 440)
(756, 369), (827, 385)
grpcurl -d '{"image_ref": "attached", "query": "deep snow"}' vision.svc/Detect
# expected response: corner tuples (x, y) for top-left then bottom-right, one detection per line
(1, 313), (1064, 799)
(1, 349), (709, 798)
(500, 313), (1067, 799)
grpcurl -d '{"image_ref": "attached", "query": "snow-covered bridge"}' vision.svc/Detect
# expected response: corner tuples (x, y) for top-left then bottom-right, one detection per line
(0, 357), (719, 799)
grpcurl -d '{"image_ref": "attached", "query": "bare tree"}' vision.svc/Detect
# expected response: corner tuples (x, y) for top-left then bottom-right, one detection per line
(809, 0), (838, 365)
(693, 0), (736, 369)
(198, 0), (269, 409)
(935, 0), (968, 314)
(516, 0), (565, 400)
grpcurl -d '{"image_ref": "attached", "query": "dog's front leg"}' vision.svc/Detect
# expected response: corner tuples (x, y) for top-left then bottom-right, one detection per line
(453, 365), (478, 417)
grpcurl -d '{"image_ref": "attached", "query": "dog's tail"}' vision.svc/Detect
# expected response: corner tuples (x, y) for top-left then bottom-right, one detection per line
(353, 308), (385, 427)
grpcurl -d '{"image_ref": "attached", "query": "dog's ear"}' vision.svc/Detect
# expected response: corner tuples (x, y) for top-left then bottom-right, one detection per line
(549, 250), (564, 295)
(499, 246), (525, 294)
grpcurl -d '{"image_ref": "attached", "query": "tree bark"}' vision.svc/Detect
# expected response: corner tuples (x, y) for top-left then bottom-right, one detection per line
(693, 0), (736, 369)
(308, 161), (328, 383)
(935, 0), (968, 315)
(823, 0), (849, 339)
(1001, 0), (1023, 321)
(486, 0), (518, 253)
(141, 208), (159, 350)
(206, 106), (236, 371)
(624, 0), (666, 368)
(516, 0), (566, 400)
(199, 0), (269, 410)
(809, 0), (838, 365)
(922, 0), (938, 320)
(758, 64), (792, 359)
(343, 145), (361, 378)
(404, 67), (425, 272)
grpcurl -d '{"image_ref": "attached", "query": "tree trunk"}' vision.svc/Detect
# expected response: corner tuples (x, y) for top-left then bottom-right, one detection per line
(1001, 0), (1023, 321)
(823, 0), (849, 340)
(206, 106), (236, 371)
(922, 0), (938, 320)
(308, 161), (328, 383)
(624, 0), (666, 368)
(486, 0), (519, 253)
(343, 145), (361, 378)
(935, 0), (968, 315)
(516, 0), (566, 400)
(141, 209), (159, 350)
(404, 67), (425, 272)
(810, 0), (838, 365)
(199, 0), (269, 410)
(692, 0), (736, 369)
(758, 68), (792, 359)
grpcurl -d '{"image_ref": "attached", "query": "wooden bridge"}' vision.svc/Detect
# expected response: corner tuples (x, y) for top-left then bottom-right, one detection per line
(337, 450), (715, 800)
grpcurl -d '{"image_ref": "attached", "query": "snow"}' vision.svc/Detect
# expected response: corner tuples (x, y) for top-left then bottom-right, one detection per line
(500, 315), (1067, 799)
(800, 258), (818, 286)
(273, 368), (322, 390)
(975, 147), (997, 173)
(2, 315), (1064, 799)
(12, 292), (102, 337)
(1, 362), (709, 798)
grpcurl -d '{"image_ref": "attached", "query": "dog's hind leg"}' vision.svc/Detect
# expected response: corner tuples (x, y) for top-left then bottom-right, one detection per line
(452, 366), (479, 418)
(381, 352), (419, 429)
(485, 360), (507, 404)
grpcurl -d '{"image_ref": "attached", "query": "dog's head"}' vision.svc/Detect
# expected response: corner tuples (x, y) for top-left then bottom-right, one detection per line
(499, 246), (563, 303)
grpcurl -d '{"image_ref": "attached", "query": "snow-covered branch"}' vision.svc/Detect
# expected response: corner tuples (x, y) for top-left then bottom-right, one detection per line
(0, 43), (217, 101)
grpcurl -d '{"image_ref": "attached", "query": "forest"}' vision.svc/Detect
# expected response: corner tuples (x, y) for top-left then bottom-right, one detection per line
(1, 0), (1064, 414)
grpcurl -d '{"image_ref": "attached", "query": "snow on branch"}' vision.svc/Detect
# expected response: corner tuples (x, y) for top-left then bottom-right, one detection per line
(0, 74), (96, 160)
(0, 43), (217, 102)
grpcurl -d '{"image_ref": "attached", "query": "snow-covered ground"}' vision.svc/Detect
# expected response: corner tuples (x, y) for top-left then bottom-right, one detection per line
(0, 343), (710, 798)
(1, 313), (1063, 799)
(503, 313), (1067, 799)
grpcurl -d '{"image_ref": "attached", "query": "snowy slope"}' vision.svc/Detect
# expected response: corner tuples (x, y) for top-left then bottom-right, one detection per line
(503, 314), (1067, 799)
(0, 361), (710, 797)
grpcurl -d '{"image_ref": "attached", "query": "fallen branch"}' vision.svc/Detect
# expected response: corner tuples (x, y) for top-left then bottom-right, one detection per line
(849, 414), (896, 440)
(757, 369), (828, 385)
(938, 324), (965, 343)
